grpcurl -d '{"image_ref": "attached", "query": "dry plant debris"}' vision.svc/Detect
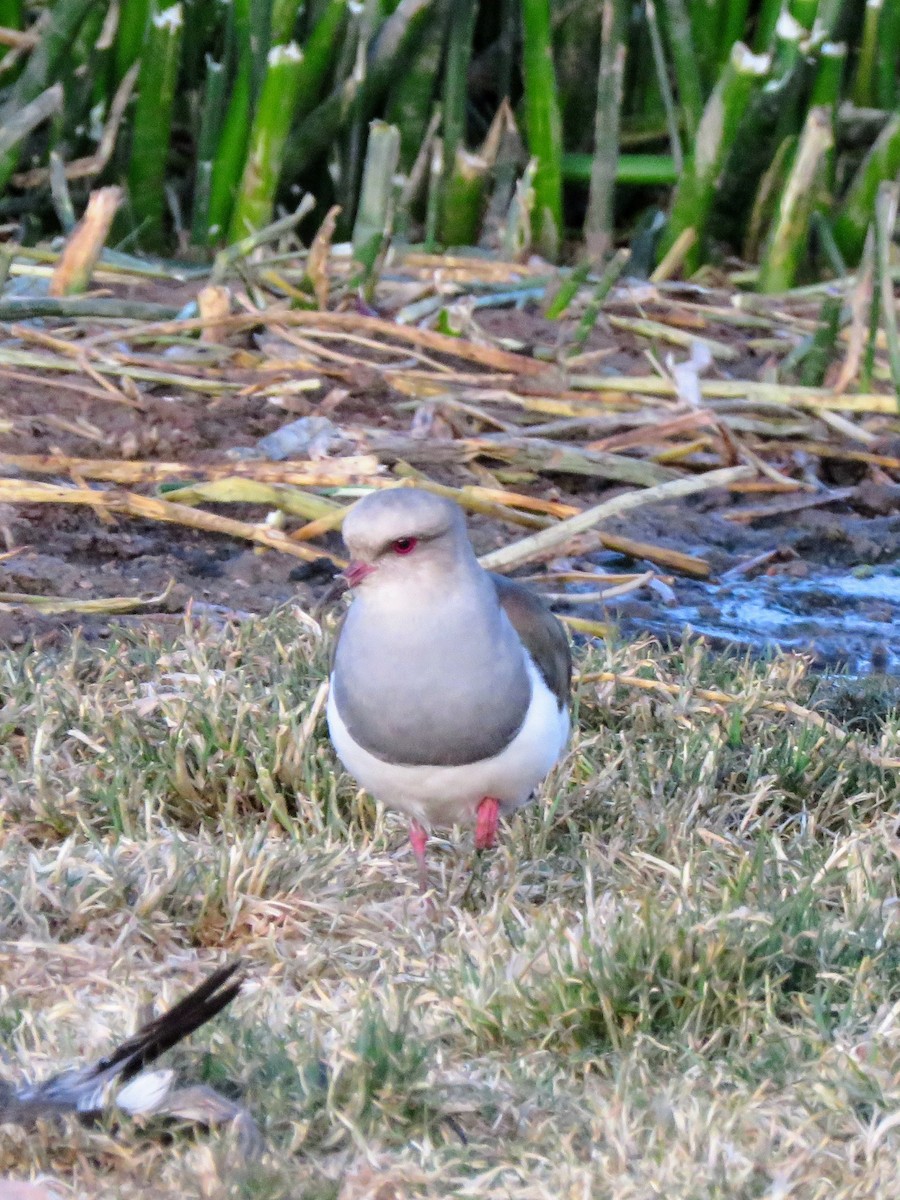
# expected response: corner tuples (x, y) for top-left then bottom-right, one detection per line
(0, 241), (897, 630)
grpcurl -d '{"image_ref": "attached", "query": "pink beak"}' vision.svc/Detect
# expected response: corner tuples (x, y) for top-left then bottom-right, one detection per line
(343, 560), (375, 589)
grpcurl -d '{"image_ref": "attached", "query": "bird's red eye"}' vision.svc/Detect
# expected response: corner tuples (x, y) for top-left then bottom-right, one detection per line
(392, 536), (417, 555)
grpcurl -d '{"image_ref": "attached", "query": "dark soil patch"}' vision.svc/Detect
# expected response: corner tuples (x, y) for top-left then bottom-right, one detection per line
(0, 301), (898, 673)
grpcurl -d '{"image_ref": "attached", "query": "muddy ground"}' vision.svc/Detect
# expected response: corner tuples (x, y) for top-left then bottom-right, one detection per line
(0, 304), (898, 676)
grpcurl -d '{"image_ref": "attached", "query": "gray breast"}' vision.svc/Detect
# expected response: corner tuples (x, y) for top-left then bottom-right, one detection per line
(331, 590), (532, 767)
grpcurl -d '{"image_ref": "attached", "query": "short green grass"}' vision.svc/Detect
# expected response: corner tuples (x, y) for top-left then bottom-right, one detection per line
(0, 608), (898, 1198)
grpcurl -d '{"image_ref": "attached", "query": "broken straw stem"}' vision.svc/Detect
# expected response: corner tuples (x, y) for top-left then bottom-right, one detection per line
(479, 465), (755, 572)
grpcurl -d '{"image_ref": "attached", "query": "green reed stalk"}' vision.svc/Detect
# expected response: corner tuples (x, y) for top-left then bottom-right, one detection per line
(852, 0), (881, 107)
(270, 0), (303, 44)
(659, 42), (771, 274)
(545, 260), (591, 319)
(0, 0), (21, 64)
(753, 0), (782, 49)
(744, 133), (795, 261)
(660, 0), (703, 144)
(424, 139), (442, 250)
(352, 120), (400, 275)
(386, 3), (445, 172)
(190, 57), (227, 248)
(229, 42), (307, 240)
(205, 0), (255, 243)
(520, 0), (564, 259)
(810, 208), (847, 278)
(770, 9), (804, 81)
(788, 0), (818, 31)
(815, 0), (844, 37)
(114, 0), (151, 81)
(0, 0), (22, 29)
(441, 149), (489, 246)
(285, 0), (427, 183)
(126, 3), (184, 249)
(798, 293), (840, 385)
(564, 153), (678, 185)
(875, 0), (900, 107)
(441, 0), (477, 227)
(646, 0), (682, 171)
(858, 228), (879, 393)
(687, 0), (718, 87)
(569, 247), (630, 353)
(719, 0), (750, 61)
(811, 40), (845, 190)
(584, 0), (628, 262)
(284, 76), (359, 180)
(833, 112), (900, 263)
(339, 0), (380, 236)
(758, 106), (833, 291)
(293, 0), (349, 120)
(810, 40), (846, 109)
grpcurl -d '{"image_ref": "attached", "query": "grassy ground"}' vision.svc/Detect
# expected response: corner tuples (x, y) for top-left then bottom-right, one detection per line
(1, 609), (899, 1199)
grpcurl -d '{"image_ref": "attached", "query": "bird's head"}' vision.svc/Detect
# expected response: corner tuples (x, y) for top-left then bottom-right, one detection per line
(340, 488), (470, 592)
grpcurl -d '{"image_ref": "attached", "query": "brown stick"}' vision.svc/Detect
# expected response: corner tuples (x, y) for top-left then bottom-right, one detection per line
(0, 453), (379, 486)
(0, 480), (346, 564)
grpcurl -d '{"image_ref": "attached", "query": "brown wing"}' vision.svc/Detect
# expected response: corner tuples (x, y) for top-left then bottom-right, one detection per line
(491, 573), (571, 708)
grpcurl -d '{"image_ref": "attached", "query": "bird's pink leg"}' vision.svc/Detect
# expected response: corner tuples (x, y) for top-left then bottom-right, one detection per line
(475, 796), (500, 851)
(409, 819), (429, 892)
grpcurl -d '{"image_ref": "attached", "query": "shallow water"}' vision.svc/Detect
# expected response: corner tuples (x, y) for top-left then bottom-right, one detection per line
(575, 567), (899, 676)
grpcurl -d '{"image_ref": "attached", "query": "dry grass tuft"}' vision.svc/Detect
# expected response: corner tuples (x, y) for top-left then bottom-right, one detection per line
(0, 612), (898, 1197)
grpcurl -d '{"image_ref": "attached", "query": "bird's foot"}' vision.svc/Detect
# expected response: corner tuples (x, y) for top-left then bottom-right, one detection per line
(409, 819), (429, 893)
(474, 796), (500, 851)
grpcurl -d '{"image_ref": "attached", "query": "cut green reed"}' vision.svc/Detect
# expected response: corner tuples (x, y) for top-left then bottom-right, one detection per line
(385, 8), (444, 174)
(204, 0), (255, 244)
(584, 0), (629, 262)
(190, 57), (227, 249)
(758, 106), (834, 293)
(441, 0), (475, 177)
(439, 0), (476, 242)
(114, 0), (151, 81)
(659, 43), (771, 275)
(351, 119), (400, 277)
(126, 3), (184, 249)
(832, 112), (900, 264)
(852, 0), (881, 108)
(228, 42), (308, 241)
(440, 148), (488, 247)
(874, 0), (900, 108)
(520, 0), (564, 259)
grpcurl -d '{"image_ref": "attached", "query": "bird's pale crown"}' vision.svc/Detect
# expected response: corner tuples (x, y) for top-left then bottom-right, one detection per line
(341, 488), (466, 564)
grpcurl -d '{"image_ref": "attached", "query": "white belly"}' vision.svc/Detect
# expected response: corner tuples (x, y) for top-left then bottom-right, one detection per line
(326, 656), (570, 829)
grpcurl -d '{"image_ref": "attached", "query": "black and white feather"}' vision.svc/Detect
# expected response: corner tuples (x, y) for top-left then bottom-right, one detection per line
(0, 961), (244, 1129)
